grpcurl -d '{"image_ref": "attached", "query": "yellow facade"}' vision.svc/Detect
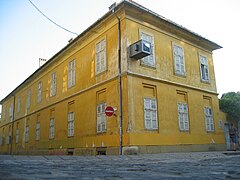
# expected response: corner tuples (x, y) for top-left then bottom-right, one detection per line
(0, 1), (226, 155)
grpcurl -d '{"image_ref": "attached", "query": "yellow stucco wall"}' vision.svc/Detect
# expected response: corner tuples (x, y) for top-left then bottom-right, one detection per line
(0, 4), (226, 155)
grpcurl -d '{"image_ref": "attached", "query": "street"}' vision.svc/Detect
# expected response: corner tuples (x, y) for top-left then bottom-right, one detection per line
(0, 151), (240, 179)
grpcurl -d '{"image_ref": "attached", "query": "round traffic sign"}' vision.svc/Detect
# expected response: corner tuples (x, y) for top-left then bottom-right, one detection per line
(105, 106), (114, 117)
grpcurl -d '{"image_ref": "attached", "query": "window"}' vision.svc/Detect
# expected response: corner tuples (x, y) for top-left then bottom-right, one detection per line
(173, 44), (185, 76)
(204, 107), (214, 132)
(25, 126), (29, 143)
(17, 97), (21, 113)
(9, 103), (13, 122)
(68, 112), (74, 137)
(26, 90), (31, 109)
(97, 103), (107, 133)
(140, 31), (155, 67)
(199, 55), (209, 82)
(95, 39), (107, 75)
(177, 103), (189, 131)
(144, 98), (158, 130)
(49, 118), (55, 139)
(16, 128), (19, 144)
(3, 105), (6, 121)
(37, 81), (42, 103)
(68, 60), (76, 88)
(50, 72), (57, 97)
(36, 122), (40, 141)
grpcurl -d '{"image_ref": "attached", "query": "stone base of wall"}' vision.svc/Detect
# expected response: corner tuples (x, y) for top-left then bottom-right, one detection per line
(3, 144), (227, 156)
(123, 144), (227, 155)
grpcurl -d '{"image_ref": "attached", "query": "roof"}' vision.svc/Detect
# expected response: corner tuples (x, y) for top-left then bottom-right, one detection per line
(0, 0), (222, 104)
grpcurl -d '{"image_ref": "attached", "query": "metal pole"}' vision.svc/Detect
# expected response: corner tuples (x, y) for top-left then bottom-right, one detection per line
(111, 5), (123, 155)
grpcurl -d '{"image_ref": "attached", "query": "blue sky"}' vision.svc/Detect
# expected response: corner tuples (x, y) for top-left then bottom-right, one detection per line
(0, 0), (240, 110)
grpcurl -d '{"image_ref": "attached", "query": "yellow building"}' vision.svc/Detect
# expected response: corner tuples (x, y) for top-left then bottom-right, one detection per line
(0, 1), (226, 155)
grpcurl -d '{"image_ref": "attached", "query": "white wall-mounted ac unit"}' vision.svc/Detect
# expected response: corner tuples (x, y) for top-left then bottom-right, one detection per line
(129, 40), (151, 60)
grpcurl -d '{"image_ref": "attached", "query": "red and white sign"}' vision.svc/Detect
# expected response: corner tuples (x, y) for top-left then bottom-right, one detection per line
(105, 106), (114, 117)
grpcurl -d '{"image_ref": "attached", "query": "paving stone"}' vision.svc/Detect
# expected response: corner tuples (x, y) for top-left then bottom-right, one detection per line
(0, 152), (239, 179)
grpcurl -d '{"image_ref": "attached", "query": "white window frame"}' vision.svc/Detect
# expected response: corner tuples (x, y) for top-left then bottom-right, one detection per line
(204, 107), (214, 132)
(68, 112), (74, 137)
(97, 103), (107, 133)
(25, 126), (29, 143)
(95, 38), (107, 75)
(26, 90), (31, 109)
(17, 97), (21, 114)
(68, 60), (76, 88)
(50, 72), (57, 97)
(177, 103), (189, 131)
(37, 81), (42, 103)
(140, 30), (155, 67)
(2, 106), (6, 122)
(9, 103), (13, 122)
(144, 98), (158, 130)
(173, 43), (185, 76)
(199, 54), (210, 82)
(36, 122), (40, 141)
(16, 128), (19, 144)
(49, 118), (55, 139)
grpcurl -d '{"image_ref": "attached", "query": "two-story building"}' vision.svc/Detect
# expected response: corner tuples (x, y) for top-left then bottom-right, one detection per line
(0, 0), (226, 155)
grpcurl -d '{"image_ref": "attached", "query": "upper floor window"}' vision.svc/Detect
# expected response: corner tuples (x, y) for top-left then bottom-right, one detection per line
(37, 81), (42, 103)
(9, 103), (13, 122)
(140, 31), (155, 67)
(2, 106), (6, 122)
(173, 44), (185, 76)
(199, 54), (209, 82)
(50, 72), (57, 97)
(204, 107), (214, 132)
(177, 103), (189, 131)
(26, 90), (31, 110)
(17, 97), (21, 113)
(97, 103), (107, 133)
(144, 98), (158, 130)
(68, 60), (76, 88)
(95, 38), (106, 75)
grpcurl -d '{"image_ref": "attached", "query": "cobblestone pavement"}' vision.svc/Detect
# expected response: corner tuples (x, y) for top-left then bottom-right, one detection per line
(0, 151), (240, 179)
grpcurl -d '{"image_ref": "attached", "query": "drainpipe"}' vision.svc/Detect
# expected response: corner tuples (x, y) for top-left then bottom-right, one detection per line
(111, 4), (123, 155)
(10, 95), (15, 155)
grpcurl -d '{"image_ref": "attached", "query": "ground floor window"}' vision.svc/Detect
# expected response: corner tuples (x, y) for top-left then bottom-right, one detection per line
(177, 103), (189, 131)
(144, 98), (158, 130)
(68, 112), (74, 137)
(97, 103), (107, 133)
(204, 107), (214, 132)
(49, 118), (55, 139)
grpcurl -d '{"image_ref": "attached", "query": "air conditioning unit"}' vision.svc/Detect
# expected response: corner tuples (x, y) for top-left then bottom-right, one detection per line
(129, 40), (151, 60)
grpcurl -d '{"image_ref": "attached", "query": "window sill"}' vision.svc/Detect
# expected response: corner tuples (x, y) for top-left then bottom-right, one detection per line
(201, 79), (210, 84)
(140, 63), (156, 70)
(95, 69), (107, 77)
(174, 73), (186, 78)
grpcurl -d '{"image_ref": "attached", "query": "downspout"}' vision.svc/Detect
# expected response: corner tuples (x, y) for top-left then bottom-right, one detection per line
(111, 5), (123, 155)
(10, 95), (15, 155)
